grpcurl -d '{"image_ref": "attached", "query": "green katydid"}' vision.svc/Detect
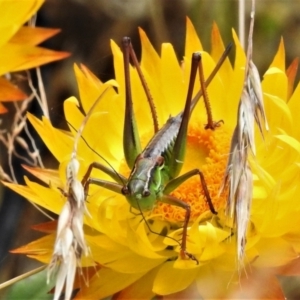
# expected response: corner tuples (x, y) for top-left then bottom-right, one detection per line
(82, 37), (232, 262)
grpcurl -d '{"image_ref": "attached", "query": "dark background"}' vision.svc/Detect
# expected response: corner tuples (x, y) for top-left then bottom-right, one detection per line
(1, 0), (300, 298)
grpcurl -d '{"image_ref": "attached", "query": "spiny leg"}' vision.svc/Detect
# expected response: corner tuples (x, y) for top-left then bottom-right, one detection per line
(161, 168), (218, 262)
(130, 199), (184, 250)
(82, 162), (126, 186)
(164, 169), (217, 214)
(84, 177), (123, 196)
(170, 53), (201, 177)
(197, 54), (223, 130)
(189, 43), (232, 122)
(122, 37), (142, 168)
(122, 38), (159, 169)
(159, 193), (197, 263)
(81, 162), (126, 196)
(122, 37), (159, 133)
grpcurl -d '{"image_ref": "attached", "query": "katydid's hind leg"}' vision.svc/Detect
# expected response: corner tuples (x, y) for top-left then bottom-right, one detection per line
(121, 37), (159, 169)
(170, 53), (201, 177)
(122, 37), (142, 169)
(125, 38), (159, 133)
(197, 54), (223, 131)
(160, 194), (198, 264)
(164, 169), (217, 214)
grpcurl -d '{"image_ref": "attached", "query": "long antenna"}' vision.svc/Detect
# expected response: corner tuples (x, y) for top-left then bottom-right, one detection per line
(72, 86), (111, 160)
(66, 120), (127, 186)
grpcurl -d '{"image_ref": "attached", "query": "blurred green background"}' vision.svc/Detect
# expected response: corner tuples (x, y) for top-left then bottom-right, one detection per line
(1, 0), (300, 299)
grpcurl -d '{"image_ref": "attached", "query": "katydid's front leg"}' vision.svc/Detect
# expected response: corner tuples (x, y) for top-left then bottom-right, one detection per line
(81, 162), (126, 197)
(84, 177), (123, 196)
(159, 193), (195, 262)
(160, 169), (217, 262)
(164, 169), (217, 214)
(82, 162), (127, 186)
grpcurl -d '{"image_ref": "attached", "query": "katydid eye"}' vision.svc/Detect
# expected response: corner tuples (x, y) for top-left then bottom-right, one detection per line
(142, 190), (150, 197)
(121, 186), (129, 195)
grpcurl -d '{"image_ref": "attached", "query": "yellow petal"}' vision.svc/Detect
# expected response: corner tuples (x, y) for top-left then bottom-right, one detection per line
(11, 233), (54, 264)
(153, 261), (199, 295)
(111, 39), (125, 96)
(185, 17), (203, 61)
(22, 165), (61, 187)
(74, 63), (107, 112)
(3, 176), (63, 214)
(253, 237), (297, 268)
(87, 234), (165, 273)
(161, 43), (185, 118)
(139, 27), (160, 79)
(0, 0), (44, 48)
(129, 219), (171, 259)
(262, 40), (288, 104)
(196, 263), (237, 298)
(288, 81), (300, 139)
(161, 282), (201, 299)
(96, 196), (132, 243)
(210, 22), (233, 87)
(189, 219), (225, 246)
(263, 93), (292, 133)
(269, 37), (285, 72)
(27, 112), (73, 162)
(0, 76), (27, 101)
(75, 268), (145, 299)
(196, 223), (228, 261)
(114, 266), (158, 299)
(12, 231), (93, 267)
(71, 65), (124, 164)
(275, 134), (300, 154)
(286, 57), (299, 100)
(139, 27), (165, 126)
(24, 177), (63, 213)
(0, 44), (70, 75)
(222, 28), (246, 128)
(10, 27), (61, 46)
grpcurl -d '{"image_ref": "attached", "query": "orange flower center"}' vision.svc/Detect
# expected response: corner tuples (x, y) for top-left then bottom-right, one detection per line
(153, 123), (230, 223)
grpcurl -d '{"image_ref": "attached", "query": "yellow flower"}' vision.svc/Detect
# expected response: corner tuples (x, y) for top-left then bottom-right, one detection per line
(0, 0), (70, 113)
(4, 17), (300, 299)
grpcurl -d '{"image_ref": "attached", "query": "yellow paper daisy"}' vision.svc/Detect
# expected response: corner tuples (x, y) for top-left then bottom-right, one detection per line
(4, 17), (300, 299)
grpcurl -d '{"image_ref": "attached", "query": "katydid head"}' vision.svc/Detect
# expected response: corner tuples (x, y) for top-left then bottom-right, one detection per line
(121, 155), (164, 211)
